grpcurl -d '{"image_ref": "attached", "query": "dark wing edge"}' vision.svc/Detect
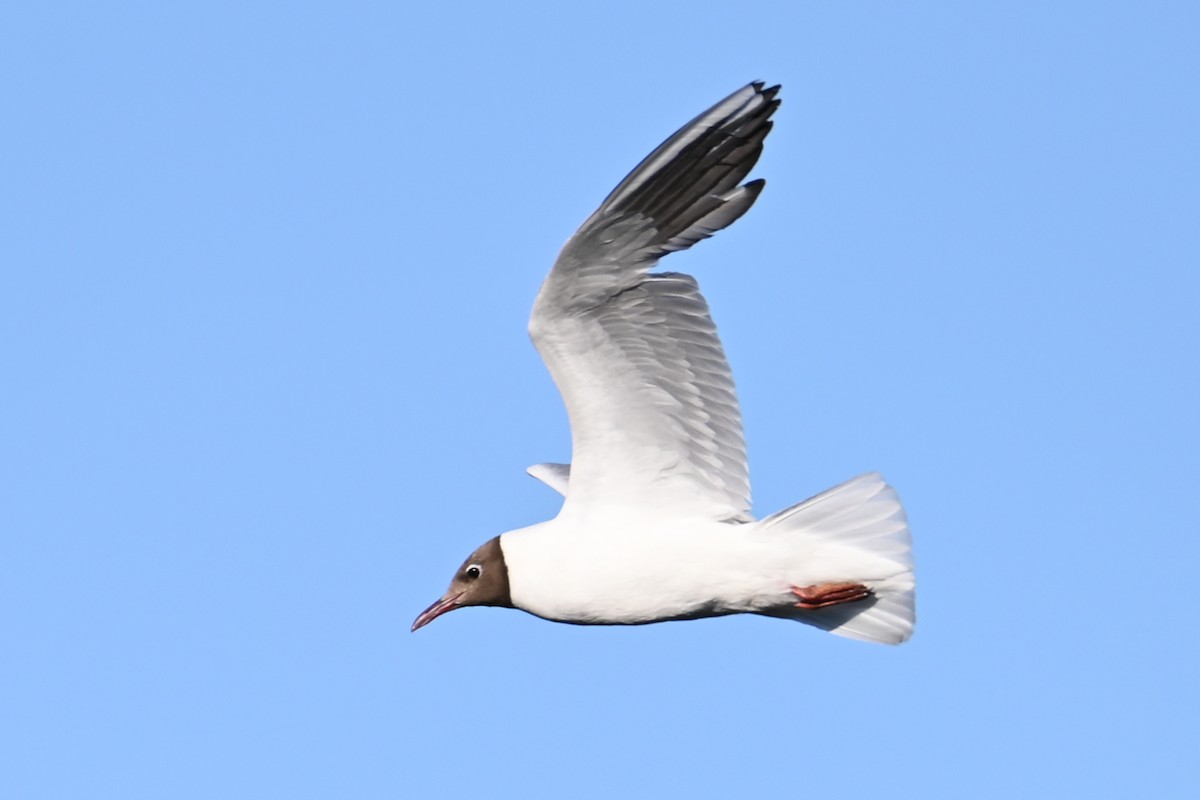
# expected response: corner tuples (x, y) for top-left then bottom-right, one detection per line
(537, 82), (781, 313)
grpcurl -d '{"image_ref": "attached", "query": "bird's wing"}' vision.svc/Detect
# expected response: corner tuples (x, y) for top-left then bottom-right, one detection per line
(527, 462), (570, 496)
(529, 82), (779, 522)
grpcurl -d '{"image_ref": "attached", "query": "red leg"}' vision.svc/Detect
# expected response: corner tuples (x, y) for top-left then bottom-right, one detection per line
(791, 582), (872, 610)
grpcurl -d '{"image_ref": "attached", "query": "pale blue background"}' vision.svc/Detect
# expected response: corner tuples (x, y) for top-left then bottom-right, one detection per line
(3, 2), (1198, 797)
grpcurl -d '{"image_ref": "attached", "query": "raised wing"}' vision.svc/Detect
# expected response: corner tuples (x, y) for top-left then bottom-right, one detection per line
(529, 82), (779, 522)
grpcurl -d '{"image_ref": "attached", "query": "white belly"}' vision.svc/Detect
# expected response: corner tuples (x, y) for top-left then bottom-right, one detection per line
(500, 518), (795, 624)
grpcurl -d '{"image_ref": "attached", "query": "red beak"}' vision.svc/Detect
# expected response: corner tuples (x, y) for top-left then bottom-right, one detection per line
(411, 591), (464, 632)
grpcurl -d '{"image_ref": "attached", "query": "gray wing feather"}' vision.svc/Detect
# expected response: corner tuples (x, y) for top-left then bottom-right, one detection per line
(530, 83), (780, 521)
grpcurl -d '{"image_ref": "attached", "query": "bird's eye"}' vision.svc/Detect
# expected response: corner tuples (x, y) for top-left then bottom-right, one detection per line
(465, 565), (482, 580)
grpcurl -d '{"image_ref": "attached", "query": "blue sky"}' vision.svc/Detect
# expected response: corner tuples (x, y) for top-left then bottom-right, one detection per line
(3, 2), (1198, 797)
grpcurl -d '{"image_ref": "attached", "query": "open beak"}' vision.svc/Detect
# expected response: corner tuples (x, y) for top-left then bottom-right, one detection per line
(411, 591), (464, 632)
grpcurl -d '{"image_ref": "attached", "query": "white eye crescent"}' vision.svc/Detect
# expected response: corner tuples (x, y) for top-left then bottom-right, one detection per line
(465, 564), (482, 579)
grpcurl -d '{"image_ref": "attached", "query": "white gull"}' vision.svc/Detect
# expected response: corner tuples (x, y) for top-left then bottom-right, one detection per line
(413, 82), (915, 644)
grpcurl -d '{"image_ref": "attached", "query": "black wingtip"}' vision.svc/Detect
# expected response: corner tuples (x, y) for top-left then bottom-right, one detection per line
(751, 81), (783, 106)
(740, 178), (767, 206)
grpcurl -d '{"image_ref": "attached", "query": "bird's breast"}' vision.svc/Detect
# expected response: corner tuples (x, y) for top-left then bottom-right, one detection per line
(499, 520), (786, 624)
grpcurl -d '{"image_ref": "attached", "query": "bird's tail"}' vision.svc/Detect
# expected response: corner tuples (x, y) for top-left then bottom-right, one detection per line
(759, 472), (915, 645)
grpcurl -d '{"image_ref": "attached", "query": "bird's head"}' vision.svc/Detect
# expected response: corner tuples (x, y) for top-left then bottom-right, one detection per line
(411, 536), (512, 631)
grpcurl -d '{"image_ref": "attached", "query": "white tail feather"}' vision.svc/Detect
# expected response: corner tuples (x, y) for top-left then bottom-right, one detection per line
(760, 472), (916, 645)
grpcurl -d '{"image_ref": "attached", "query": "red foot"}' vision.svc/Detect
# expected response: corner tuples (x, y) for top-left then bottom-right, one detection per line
(792, 582), (872, 610)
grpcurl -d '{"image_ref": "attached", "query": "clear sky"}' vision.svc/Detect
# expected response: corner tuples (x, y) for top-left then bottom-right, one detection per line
(3, 2), (1198, 798)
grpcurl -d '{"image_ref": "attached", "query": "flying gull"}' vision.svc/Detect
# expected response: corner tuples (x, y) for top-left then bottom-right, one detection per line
(413, 82), (916, 644)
